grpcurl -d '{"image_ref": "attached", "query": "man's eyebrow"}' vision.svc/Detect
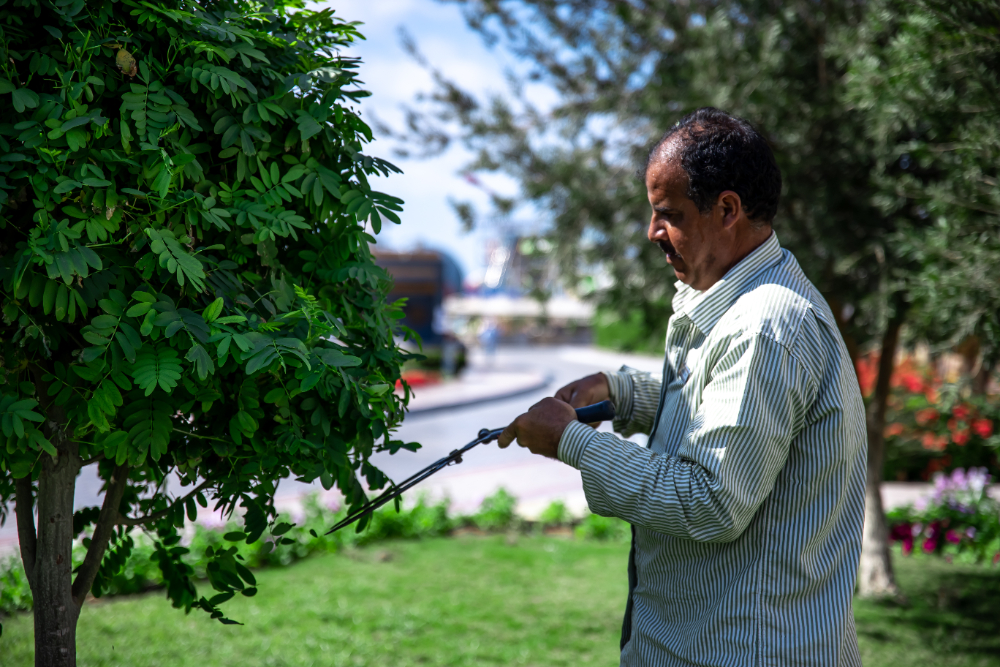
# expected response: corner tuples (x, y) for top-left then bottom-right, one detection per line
(653, 204), (680, 213)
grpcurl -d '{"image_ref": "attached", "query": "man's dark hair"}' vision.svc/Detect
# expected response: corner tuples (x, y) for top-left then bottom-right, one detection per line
(643, 107), (782, 226)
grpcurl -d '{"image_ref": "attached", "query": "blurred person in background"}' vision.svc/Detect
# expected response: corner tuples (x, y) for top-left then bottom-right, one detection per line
(498, 108), (867, 667)
(478, 316), (499, 363)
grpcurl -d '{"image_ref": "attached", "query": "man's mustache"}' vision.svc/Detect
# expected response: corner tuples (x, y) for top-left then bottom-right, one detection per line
(657, 240), (678, 257)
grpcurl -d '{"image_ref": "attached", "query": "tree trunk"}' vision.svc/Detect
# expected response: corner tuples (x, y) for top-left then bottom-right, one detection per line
(30, 422), (82, 666)
(856, 314), (904, 598)
(972, 358), (995, 396)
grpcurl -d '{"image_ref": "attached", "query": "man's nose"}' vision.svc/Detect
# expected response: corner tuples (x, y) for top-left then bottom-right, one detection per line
(647, 216), (667, 243)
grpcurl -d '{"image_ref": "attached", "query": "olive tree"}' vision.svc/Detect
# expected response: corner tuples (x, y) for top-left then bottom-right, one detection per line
(0, 0), (415, 663)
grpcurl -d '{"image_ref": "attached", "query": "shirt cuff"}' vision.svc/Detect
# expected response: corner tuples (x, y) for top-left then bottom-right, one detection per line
(602, 369), (635, 424)
(557, 420), (598, 469)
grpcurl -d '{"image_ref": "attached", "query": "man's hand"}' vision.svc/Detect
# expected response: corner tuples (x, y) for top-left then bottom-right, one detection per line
(555, 373), (611, 426)
(497, 397), (577, 459)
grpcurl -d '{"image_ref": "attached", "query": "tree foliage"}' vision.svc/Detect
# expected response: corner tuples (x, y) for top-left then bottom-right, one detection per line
(841, 0), (1000, 368)
(0, 0), (415, 641)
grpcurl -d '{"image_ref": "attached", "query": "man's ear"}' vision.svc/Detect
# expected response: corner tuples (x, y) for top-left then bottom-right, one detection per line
(717, 190), (743, 229)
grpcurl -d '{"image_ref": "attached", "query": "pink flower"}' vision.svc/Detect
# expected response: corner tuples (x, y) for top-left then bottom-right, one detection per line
(952, 429), (970, 446)
(945, 529), (962, 544)
(923, 537), (937, 553)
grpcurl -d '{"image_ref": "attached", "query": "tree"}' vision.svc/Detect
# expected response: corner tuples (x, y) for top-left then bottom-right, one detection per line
(0, 0), (415, 663)
(841, 0), (1000, 392)
(397, 0), (919, 595)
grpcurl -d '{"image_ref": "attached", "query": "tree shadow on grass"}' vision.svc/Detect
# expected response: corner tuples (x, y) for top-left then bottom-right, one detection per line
(862, 560), (1000, 660)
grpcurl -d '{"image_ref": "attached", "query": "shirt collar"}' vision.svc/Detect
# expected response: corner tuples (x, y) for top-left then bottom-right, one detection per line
(673, 232), (783, 334)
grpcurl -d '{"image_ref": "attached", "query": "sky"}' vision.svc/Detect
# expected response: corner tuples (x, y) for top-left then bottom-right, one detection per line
(324, 0), (530, 286)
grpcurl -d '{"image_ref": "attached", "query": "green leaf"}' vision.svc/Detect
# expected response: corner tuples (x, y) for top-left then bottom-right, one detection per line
(144, 228), (207, 292)
(11, 88), (40, 113)
(185, 344), (214, 380)
(53, 180), (82, 194)
(98, 298), (123, 317)
(271, 522), (294, 536)
(130, 347), (184, 396)
(126, 302), (153, 317)
(202, 297), (224, 323)
(296, 113), (323, 141)
(316, 349), (361, 368)
(122, 398), (172, 463)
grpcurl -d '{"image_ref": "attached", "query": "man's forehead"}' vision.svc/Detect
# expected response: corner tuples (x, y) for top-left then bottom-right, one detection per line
(647, 142), (688, 196)
(655, 133), (685, 163)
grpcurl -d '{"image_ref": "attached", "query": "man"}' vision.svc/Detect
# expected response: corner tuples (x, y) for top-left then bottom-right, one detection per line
(498, 108), (867, 666)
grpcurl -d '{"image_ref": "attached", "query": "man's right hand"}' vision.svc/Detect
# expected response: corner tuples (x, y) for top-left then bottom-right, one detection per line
(554, 373), (611, 426)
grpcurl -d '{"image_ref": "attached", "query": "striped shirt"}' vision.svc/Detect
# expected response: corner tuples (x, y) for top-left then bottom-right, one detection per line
(558, 233), (867, 666)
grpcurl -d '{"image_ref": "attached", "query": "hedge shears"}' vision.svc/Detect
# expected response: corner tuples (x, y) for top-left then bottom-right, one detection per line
(326, 400), (616, 534)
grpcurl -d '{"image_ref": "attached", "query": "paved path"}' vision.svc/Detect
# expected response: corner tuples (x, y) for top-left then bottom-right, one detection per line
(0, 346), (983, 554)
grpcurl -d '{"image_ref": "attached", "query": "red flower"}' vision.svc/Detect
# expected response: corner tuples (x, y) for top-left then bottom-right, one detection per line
(884, 423), (905, 438)
(945, 529), (962, 544)
(921, 433), (948, 451)
(953, 404), (972, 421)
(915, 408), (940, 426)
(952, 429), (970, 446)
(900, 372), (923, 393)
(854, 355), (878, 397)
(972, 419), (993, 438)
(947, 418), (958, 432)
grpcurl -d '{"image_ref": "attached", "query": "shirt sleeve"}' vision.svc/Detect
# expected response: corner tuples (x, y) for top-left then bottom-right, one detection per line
(560, 333), (816, 543)
(601, 365), (663, 437)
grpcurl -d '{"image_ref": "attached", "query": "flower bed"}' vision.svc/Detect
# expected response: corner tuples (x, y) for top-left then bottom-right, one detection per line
(855, 354), (1000, 481)
(887, 467), (1000, 564)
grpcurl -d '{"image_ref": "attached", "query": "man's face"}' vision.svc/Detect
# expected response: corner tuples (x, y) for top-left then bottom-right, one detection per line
(645, 139), (724, 292)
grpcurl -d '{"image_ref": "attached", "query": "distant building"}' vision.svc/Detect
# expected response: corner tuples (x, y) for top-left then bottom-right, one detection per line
(373, 249), (463, 345)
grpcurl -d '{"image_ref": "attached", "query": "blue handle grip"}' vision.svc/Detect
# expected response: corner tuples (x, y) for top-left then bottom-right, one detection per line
(574, 400), (615, 424)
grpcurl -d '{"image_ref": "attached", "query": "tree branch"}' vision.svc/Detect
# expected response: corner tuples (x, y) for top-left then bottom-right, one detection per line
(115, 479), (212, 527)
(71, 464), (130, 605)
(14, 476), (37, 589)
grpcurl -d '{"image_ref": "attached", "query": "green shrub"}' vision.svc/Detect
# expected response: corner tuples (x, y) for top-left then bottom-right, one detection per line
(0, 490), (625, 615)
(538, 499), (571, 527)
(575, 512), (629, 542)
(473, 488), (519, 531)
(0, 554), (32, 614)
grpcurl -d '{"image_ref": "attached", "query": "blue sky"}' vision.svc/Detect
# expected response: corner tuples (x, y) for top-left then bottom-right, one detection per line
(326, 0), (529, 285)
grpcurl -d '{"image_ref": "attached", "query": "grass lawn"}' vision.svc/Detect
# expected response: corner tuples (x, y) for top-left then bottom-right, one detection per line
(2, 536), (999, 666)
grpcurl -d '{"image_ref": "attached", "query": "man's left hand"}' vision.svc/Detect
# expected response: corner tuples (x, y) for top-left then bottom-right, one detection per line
(497, 397), (578, 459)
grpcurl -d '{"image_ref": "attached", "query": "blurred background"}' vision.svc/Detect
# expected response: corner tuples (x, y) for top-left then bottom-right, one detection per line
(4, 1), (1000, 665)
